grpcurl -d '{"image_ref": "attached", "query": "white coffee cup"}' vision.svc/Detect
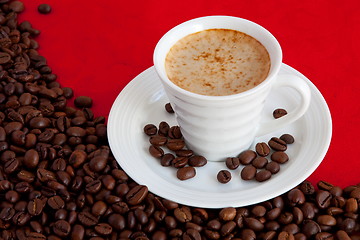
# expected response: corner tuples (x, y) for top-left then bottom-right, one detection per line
(153, 16), (311, 161)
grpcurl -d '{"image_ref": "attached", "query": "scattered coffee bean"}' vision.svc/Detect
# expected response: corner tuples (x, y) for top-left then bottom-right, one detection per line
(265, 161), (280, 174)
(268, 137), (287, 151)
(255, 142), (270, 156)
(217, 170), (231, 183)
(38, 3), (52, 14)
(144, 123), (157, 136)
(165, 102), (174, 113)
(238, 150), (257, 165)
(273, 108), (287, 118)
(252, 156), (268, 169)
(241, 165), (257, 180)
(188, 155), (207, 167)
(177, 166), (196, 180)
(255, 169), (272, 182)
(226, 157), (240, 170)
(271, 151), (289, 164)
(280, 133), (295, 144)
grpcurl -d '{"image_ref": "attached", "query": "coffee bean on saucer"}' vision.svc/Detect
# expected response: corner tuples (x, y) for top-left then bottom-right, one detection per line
(177, 167), (196, 180)
(252, 156), (268, 169)
(175, 149), (193, 157)
(217, 170), (231, 183)
(38, 3), (52, 14)
(268, 137), (287, 151)
(168, 126), (182, 139)
(158, 121), (170, 136)
(255, 170), (272, 182)
(266, 161), (280, 174)
(149, 135), (167, 146)
(271, 151), (289, 164)
(144, 124), (157, 136)
(226, 157), (240, 170)
(167, 139), (185, 151)
(273, 108), (287, 119)
(188, 155), (207, 167)
(149, 145), (164, 158)
(241, 165), (257, 180)
(255, 142), (270, 157)
(161, 153), (175, 166)
(238, 150), (257, 165)
(165, 103), (174, 113)
(280, 134), (295, 144)
(172, 157), (188, 168)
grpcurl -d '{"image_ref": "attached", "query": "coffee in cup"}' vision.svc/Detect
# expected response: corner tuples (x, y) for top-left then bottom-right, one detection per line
(165, 29), (271, 96)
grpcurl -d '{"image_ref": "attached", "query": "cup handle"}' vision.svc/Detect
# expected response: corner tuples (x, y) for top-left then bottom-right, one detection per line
(256, 74), (311, 137)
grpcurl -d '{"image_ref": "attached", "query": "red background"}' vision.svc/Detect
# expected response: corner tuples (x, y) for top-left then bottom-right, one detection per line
(19, 0), (360, 188)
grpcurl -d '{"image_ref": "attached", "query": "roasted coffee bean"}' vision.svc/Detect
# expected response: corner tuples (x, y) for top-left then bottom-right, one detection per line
(268, 137), (287, 151)
(48, 196), (65, 210)
(74, 96), (92, 108)
(175, 149), (193, 157)
(177, 166), (196, 180)
(217, 170), (231, 183)
(89, 156), (107, 172)
(160, 153), (174, 166)
(172, 156), (188, 168)
(188, 155), (207, 167)
(149, 145), (164, 158)
(37, 3), (52, 14)
(273, 108), (287, 118)
(4, 157), (20, 173)
(219, 207), (236, 221)
(287, 189), (305, 206)
(238, 150), (257, 165)
(53, 220), (70, 237)
(226, 157), (240, 170)
(168, 126), (182, 139)
(265, 161), (280, 174)
(317, 181), (334, 191)
(255, 170), (272, 182)
(165, 102), (174, 113)
(271, 151), (289, 164)
(27, 198), (44, 216)
(174, 206), (192, 223)
(0, 207), (15, 221)
(167, 139), (185, 151)
(126, 185), (148, 205)
(316, 190), (332, 209)
(149, 135), (167, 146)
(158, 121), (170, 136)
(107, 213), (125, 230)
(256, 142), (270, 156)
(144, 124), (157, 136)
(280, 134), (295, 144)
(78, 211), (98, 227)
(252, 156), (268, 169)
(69, 149), (87, 168)
(241, 165), (257, 180)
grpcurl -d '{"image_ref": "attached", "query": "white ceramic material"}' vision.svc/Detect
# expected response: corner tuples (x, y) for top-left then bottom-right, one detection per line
(107, 64), (332, 208)
(153, 16), (311, 161)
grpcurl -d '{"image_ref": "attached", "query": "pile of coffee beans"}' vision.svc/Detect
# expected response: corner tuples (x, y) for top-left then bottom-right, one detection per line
(144, 121), (207, 181)
(0, 1), (359, 240)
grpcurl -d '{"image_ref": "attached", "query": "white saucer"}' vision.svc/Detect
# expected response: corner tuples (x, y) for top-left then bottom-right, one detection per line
(107, 64), (332, 208)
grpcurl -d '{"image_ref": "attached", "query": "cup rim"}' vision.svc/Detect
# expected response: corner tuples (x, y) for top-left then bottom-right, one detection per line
(153, 15), (283, 100)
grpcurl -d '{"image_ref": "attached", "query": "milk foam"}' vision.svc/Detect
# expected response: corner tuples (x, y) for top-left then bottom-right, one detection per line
(165, 29), (271, 96)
